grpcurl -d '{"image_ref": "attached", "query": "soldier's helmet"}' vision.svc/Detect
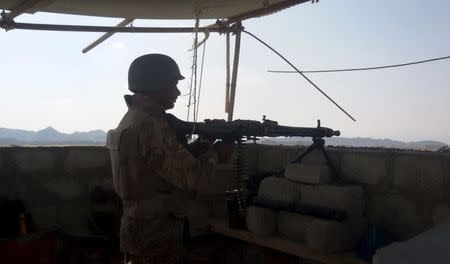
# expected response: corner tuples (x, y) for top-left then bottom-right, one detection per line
(128, 53), (185, 93)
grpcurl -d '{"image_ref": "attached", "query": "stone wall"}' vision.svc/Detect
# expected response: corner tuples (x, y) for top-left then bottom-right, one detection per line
(0, 145), (449, 240)
(0, 147), (113, 235)
(244, 144), (450, 240)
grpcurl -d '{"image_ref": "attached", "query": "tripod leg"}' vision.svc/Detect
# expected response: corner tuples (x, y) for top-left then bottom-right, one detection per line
(320, 146), (339, 181)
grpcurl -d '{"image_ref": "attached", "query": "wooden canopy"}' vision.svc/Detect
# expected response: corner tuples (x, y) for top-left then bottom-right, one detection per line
(0, 0), (310, 21)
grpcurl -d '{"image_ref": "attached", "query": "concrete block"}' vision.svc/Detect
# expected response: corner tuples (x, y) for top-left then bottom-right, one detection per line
(368, 194), (420, 240)
(299, 149), (327, 164)
(246, 144), (259, 174)
(432, 204), (450, 225)
(210, 196), (228, 218)
(13, 149), (57, 173)
(57, 200), (90, 234)
(285, 147), (306, 162)
(197, 165), (234, 195)
(185, 200), (210, 237)
(340, 152), (386, 184)
(93, 177), (114, 190)
(43, 178), (83, 200)
(258, 147), (288, 172)
(306, 217), (367, 252)
(258, 177), (300, 205)
(284, 163), (331, 184)
(393, 156), (445, 193)
(246, 206), (277, 236)
(299, 185), (365, 217)
(277, 211), (314, 242)
(30, 205), (58, 230)
(325, 150), (341, 171)
(65, 149), (108, 171)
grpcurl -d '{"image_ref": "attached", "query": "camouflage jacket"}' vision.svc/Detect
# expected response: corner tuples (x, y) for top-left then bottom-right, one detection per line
(106, 94), (218, 256)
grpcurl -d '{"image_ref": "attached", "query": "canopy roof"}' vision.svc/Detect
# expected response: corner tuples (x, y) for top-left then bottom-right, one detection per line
(0, 0), (309, 20)
(0, 0), (318, 122)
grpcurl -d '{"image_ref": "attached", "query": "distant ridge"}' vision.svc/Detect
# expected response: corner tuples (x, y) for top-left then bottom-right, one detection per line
(0, 127), (106, 146)
(0, 127), (447, 151)
(258, 137), (448, 152)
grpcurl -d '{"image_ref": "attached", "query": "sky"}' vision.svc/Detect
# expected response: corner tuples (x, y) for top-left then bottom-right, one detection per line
(1, 0), (450, 144)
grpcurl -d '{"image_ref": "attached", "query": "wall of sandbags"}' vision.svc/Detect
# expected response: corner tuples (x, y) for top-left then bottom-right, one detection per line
(242, 144), (450, 241)
(0, 144), (449, 241)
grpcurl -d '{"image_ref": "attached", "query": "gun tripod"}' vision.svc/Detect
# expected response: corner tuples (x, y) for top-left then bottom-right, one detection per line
(291, 137), (339, 182)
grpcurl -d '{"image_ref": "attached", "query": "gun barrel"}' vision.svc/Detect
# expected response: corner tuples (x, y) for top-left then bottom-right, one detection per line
(268, 125), (340, 138)
(166, 114), (341, 140)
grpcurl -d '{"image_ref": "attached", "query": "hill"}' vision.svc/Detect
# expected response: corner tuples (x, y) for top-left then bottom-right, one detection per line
(0, 127), (447, 151)
(258, 137), (447, 152)
(0, 127), (106, 146)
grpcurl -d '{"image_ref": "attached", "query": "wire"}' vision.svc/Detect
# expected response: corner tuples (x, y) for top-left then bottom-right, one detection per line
(242, 30), (356, 122)
(195, 38), (207, 122)
(187, 18), (200, 123)
(268, 55), (450, 74)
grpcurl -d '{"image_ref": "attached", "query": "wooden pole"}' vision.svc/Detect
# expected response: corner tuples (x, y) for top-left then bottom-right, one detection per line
(0, 21), (229, 33)
(227, 22), (242, 121)
(82, 18), (134, 53)
(225, 31), (231, 113)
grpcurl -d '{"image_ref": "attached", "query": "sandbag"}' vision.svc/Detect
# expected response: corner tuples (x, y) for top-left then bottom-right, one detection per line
(284, 163), (331, 184)
(277, 211), (314, 242)
(257, 177), (300, 205)
(246, 206), (277, 236)
(299, 185), (365, 217)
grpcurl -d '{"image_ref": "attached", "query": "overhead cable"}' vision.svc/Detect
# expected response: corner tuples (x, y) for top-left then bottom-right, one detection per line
(268, 55), (450, 74)
(195, 36), (207, 123)
(243, 30), (356, 122)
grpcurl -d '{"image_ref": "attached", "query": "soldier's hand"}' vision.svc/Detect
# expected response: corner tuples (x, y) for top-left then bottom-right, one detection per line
(187, 138), (213, 157)
(213, 141), (233, 163)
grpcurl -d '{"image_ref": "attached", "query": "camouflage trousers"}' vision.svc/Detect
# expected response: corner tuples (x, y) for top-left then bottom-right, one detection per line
(121, 215), (189, 264)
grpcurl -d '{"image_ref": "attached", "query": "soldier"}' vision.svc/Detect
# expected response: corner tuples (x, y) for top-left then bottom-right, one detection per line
(107, 54), (231, 264)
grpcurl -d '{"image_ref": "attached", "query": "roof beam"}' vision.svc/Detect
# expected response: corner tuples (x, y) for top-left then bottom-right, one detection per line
(2, 0), (50, 21)
(82, 18), (134, 54)
(0, 20), (238, 33)
(225, 0), (310, 24)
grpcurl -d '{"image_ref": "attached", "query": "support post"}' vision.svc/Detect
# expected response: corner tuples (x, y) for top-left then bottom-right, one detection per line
(225, 31), (231, 113)
(227, 22), (242, 121)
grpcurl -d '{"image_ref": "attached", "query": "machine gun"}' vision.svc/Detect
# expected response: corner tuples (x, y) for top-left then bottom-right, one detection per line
(166, 113), (341, 177)
(166, 112), (341, 185)
(166, 114), (340, 143)
(166, 114), (342, 227)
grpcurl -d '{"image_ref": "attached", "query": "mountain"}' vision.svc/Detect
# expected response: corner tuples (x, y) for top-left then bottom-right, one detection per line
(257, 137), (448, 152)
(0, 127), (447, 151)
(0, 127), (106, 146)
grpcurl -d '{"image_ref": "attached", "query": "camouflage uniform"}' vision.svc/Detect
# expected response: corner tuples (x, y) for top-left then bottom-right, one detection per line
(106, 94), (218, 262)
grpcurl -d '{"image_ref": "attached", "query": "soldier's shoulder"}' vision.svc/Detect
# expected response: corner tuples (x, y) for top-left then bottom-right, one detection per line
(140, 111), (168, 126)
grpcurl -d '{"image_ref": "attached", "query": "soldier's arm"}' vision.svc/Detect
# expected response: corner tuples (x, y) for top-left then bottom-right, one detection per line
(139, 117), (218, 191)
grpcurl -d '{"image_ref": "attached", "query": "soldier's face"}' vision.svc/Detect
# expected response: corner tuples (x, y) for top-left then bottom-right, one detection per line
(160, 81), (181, 110)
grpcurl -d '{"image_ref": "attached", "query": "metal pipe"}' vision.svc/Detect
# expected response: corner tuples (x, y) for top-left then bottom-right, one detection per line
(82, 18), (134, 53)
(227, 23), (242, 121)
(0, 21), (229, 33)
(225, 31), (231, 113)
